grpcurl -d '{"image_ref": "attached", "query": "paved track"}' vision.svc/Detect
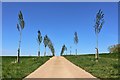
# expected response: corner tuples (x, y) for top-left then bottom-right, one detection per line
(25, 56), (97, 78)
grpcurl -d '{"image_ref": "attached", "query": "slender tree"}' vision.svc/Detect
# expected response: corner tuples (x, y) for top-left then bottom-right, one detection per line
(43, 35), (55, 56)
(49, 44), (55, 56)
(74, 32), (79, 55)
(43, 35), (48, 56)
(47, 37), (55, 56)
(60, 44), (67, 56)
(16, 11), (25, 63)
(94, 9), (104, 60)
(37, 30), (42, 57)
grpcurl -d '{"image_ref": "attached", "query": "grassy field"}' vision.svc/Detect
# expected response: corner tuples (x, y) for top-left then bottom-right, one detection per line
(2, 56), (51, 79)
(64, 53), (119, 79)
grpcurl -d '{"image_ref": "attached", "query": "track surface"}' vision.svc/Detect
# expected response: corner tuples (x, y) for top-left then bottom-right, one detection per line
(25, 56), (97, 78)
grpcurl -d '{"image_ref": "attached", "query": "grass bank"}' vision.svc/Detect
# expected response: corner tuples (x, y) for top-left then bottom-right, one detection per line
(64, 53), (119, 79)
(2, 56), (51, 79)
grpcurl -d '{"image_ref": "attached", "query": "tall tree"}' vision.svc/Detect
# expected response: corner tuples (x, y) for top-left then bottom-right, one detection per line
(43, 35), (48, 56)
(94, 9), (104, 60)
(47, 37), (55, 56)
(43, 35), (55, 56)
(49, 43), (55, 56)
(37, 30), (42, 57)
(74, 32), (79, 55)
(16, 11), (25, 63)
(60, 44), (67, 56)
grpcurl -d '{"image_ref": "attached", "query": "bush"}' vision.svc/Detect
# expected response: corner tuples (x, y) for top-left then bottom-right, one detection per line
(108, 44), (120, 53)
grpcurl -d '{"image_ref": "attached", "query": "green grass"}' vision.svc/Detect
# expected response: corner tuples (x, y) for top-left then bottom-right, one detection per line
(64, 53), (119, 79)
(2, 56), (51, 79)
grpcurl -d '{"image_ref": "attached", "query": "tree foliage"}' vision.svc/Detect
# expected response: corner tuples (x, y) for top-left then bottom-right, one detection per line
(43, 35), (55, 56)
(18, 11), (25, 30)
(94, 9), (104, 34)
(108, 44), (120, 53)
(43, 35), (48, 48)
(37, 30), (42, 45)
(74, 32), (78, 44)
(60, 44), (67, 56)
(47, 37), (55, 56)
(43, 35), (48, 56)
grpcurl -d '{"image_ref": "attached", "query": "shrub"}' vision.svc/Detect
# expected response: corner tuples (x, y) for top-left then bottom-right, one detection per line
(108, 44), (120, 53)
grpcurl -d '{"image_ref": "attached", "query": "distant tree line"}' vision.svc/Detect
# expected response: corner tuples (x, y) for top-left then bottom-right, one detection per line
(108, 44), (120, 53)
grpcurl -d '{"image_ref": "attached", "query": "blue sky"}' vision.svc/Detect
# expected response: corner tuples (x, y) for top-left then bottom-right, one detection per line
(0, 2), (1, 56)
(2, 2), (118, 56)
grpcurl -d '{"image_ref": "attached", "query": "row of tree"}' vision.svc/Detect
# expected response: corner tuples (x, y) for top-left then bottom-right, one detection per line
(60, 9), (105, 61)
(16, 9), (105, 63)
(43, 34), (55, 56)
(16, 11), (55, 63)
(37, 31), (55, 57)
(60, 31), (79, 56)
(37, 30), (55, 57)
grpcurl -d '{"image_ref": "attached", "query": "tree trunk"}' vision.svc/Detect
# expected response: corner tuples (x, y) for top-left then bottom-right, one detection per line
(70, 46), (71, 55)
(70, 50), (71, 55)
(38, 51), (40, 57)
(76, 49), (77, 55)
(44, 47), (46, 56)
(17, 48), (20, 63)
(95, 33), (99, 60)
(52, 53), (54, 56)
(38, 45), (40, 57)
(76, 44), (77, 55)
(17, 31), (22, 63)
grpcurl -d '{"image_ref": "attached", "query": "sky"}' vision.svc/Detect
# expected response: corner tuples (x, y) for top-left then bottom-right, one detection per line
(2, 2), (118, 56)
(0, 2), (1, 56)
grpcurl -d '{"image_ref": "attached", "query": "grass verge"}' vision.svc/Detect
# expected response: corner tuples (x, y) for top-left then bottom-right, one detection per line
(2, 56), (51, 79)
(64, 53), (119, 79)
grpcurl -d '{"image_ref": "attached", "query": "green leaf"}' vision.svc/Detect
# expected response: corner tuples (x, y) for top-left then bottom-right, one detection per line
(17, 24), (20, 31)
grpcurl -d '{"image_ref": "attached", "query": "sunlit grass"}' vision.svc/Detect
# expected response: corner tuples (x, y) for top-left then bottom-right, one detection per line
(64, 53), (119, 79)
(2, 56), (51, 79)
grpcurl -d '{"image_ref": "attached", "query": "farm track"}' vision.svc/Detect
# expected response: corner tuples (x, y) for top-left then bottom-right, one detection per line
(25, 56), (98, 79)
